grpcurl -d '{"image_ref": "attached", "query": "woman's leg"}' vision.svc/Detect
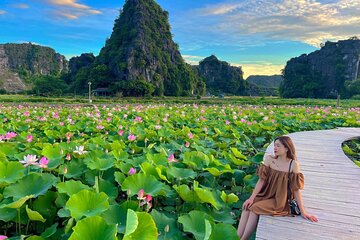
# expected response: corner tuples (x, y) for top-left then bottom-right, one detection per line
(240, 211), (259, 240)
(237, 209), (250, 237)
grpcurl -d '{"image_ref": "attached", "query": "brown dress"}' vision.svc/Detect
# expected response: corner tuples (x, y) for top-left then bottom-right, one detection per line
(248, 164), (304, 216)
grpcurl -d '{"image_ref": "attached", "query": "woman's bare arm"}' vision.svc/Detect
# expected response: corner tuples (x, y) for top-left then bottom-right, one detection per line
(293, 161), (318, 222)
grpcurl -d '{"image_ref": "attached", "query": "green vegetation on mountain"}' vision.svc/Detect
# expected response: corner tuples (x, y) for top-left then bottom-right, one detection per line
(281, 38), (360, 99)
(92, 0), (205, 96)
(195, 55), (247, 95)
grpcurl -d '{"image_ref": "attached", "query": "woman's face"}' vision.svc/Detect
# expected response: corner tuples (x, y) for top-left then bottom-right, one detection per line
(274, 140), (287, 157)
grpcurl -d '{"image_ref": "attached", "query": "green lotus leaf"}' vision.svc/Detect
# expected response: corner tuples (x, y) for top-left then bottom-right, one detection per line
(204, 167), (233, 177)
(123, 209), (158, 240)
(41, 223), (58, 238)
(3, 173), (57, 200)
(42, 145), (64, 169)
(146, 153), (168, 166)
(0, 206), (17, 221)
(243, 174), (259, 188)
(354, 160), (360, 167)
(204, 219), (212, 240)
(230, 148), (247, 160)
(2, 195), (34, 209)
(99, 179), (118, 200)
(26, 205), (46, 222)
(151, 209), (182, 240)
(62, 159), (87, 179)
(84, 151), (115, 171)
(250, 153), (265, 164)
(167, 166), (197, 180)
(173, 185), (200, 202)
(0, 142), (16, 158)
(183, 151), (210, 170)
(0, 161), (25, 184)
(102, 201), (140, 233)
(65, 189), (109, 220)
(193, 181), (222, 210)
(178, 210), (213, 240)
(209, 223), (239, 240)
(69, 216), (117, 240)
(26, 236), (46, 240)
(57, 208), (71, 218)
(114, 171), (126, 186)
(121, 173), (168, 197)
(220, 191), (239, 204)
(56, 180), (91, 196)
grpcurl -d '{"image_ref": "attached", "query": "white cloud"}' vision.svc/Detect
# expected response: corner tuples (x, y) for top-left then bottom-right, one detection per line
(193, 0), (360, 47)
(45, 0), (102, 20)
(0, 10), (6, 14)
(183, 55), (205, 65)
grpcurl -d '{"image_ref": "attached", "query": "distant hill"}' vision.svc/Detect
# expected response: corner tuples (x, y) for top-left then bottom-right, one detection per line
(193, 55), (247, 95)
(246, 75), (283, 88)
(0, 43), (67, 93)
(281, 38), (360, 98)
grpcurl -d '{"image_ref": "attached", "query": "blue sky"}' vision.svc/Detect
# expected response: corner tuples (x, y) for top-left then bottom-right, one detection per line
(1, 0), (359, 78)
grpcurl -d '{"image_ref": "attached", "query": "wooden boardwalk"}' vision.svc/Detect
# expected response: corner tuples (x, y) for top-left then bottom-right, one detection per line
(256, 127), (360, 240)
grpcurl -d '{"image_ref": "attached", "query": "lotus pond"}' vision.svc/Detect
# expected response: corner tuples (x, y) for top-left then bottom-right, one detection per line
(0, 103), (359, 240)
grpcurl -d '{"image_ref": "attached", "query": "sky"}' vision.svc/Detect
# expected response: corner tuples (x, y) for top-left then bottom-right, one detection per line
(0, 0), (359, 78)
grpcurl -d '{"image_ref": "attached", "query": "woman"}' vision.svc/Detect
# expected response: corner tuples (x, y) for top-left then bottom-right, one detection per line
(237, 136), (318, 240)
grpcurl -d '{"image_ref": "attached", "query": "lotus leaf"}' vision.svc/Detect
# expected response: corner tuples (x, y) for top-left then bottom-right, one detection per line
(68, 216), (117, 240)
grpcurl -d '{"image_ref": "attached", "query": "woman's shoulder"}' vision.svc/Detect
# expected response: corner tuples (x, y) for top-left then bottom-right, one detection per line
(263, 154), (275, 166)
(291, 159), (301, 173)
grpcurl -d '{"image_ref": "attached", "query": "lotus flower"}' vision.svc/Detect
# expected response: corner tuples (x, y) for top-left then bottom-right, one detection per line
(27, 135), (33, 142)
(188, 132), (193, 139)
(185, 142), (190, 148)
(168, 154), (178, 163)
(39, 156), (49, 168)
(19, 154), (39, 167)
(128, 167), (136, 175)
(137, 189), (152, 209)
(128, 134), (137, 141)
(5, 132), (17, 140)
(118, 130), (124, 136)
(74, 146), (88, 155)
(0, 235), (8, 240)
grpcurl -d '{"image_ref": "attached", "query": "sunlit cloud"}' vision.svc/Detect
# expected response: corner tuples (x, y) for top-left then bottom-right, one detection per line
(49, 0), (90, 10)
(45, 0), (102, 20)
(193, 0), (360, 47)
(0, 10), (6, 15)
(233, 62), (284, 79)
(10, 4), (29, 9)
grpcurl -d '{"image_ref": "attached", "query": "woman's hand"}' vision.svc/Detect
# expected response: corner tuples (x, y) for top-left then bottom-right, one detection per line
(301, 212), (318, 222)
(242, 197), (254, 210)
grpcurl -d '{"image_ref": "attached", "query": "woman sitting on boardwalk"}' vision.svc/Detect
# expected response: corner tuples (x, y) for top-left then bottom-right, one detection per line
(237, 136), (318, 240)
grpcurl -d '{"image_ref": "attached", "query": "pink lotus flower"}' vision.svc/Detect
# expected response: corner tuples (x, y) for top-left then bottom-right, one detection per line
(134, 116), (143, 123)
(168, 154), (178, 163)
(19, 155), (38, 167)
(137, 189), (152, 209)
(39, 157), (49, 168)
(0, 235), (8, 240)
(154, 125), (162, 130)
(23, 111), (30, 117)
(66, 153), (71, 161)
(185, 141), (190, 148)
(27, 135), (33, 142)
(96, 125), (105, 130)
(128, 167), (136, 175)
(118, 130), (124, 136)
(225, 120), (230, 125)
(241, 118), (247, 123)
(59, 122), (64, 126)
(0, 135), (5, 142)
(5, 132), (17, 140)
(188, 132), (193, 139)
(128, 134), (137, 141)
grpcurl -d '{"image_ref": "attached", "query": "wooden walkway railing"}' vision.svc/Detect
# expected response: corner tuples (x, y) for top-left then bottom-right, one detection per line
(256, 127), (360, 240)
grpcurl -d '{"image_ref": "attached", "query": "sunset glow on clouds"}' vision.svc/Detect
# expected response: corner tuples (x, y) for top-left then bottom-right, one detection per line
(0, 0), (359, 77)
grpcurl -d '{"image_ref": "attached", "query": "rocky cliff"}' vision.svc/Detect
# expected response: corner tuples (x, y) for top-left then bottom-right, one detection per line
(96, 0), (204, 96)
(246, 75), (283, 88)
(0, 43), (68, 92)
(194, 55), (246, 95)
(281, 38), (360, 98)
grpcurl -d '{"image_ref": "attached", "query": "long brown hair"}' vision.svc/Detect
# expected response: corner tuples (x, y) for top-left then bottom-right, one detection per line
(274, 136), (297, 161)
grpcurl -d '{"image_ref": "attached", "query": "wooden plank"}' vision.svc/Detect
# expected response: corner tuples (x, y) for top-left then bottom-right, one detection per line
(255, 128), (360, 240)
